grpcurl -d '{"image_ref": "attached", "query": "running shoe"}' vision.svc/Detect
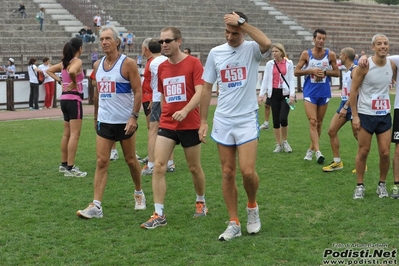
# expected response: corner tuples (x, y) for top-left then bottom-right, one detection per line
(167, 164), (176, 172)
(353, 185), (365, 199)
(134, 193), (146, 210)
(352, 165), (368, 173)
(141, 165), (153, 175)
(64, 166), (87, 177)
(391, 185), (399, 199)
(315, 151), (325, 164)
(247, 205), (261, 234)
(141, 213), (167, 229)
(135, 151), (141, 161)
(59, 165), (67, 172)
(218, 221), (242, 241)
(77, 203), (103, 219)
(139, 156), (148, 164)
(282, 140), (292, 153)
(193, 201), (208, 218)
(376, 183), (389, 198)
(259, 122), (269, 130)
(273, 143), (282, 153)
(110, 149), (119, 161)
(304, 149), (314, 161)
(322, 161), (343, 172)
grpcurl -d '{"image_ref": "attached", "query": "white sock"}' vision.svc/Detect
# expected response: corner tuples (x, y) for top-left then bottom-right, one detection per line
(135, 190), (143, 195)
(196, 195), (205, 202)
(334, 157), (341, 163)
(111, 149), (117, 153)
(147, 162), (154, 168)
(168, 160), (174, 167)
(93, 200), (101, 208)
(154, 203), (164, 216)
(264, 121), (269, 125)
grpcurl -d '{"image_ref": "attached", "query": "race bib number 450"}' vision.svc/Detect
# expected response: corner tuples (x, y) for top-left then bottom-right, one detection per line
(163, 75), (187, 103)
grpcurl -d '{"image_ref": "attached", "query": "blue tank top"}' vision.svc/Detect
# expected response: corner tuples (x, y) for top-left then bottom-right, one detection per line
(303, 49), (331, 98)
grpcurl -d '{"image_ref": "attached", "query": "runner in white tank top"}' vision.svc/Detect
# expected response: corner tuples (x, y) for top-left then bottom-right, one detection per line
(77, 25), (146, 219)
(349, 34), (396, 200)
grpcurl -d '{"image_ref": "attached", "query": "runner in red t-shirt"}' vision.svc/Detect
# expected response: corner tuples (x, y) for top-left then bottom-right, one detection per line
(141, 27), (207, 229)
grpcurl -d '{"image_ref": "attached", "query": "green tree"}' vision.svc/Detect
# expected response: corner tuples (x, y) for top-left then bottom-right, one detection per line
(375, 0), (399, 5)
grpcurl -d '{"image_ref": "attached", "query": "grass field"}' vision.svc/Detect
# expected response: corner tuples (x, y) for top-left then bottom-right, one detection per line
(0, 97), (398, 265)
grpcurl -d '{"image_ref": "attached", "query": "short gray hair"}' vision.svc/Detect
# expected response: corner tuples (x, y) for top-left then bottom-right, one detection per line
(99, 25), (120, 43)
(142, 37), (152, 48)
(99, 25), (121, 49)
(371, 34), (389, 45)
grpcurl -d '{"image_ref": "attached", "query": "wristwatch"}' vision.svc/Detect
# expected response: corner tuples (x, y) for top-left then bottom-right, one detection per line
(237, 17), (246, 26)
(131, 111), (139, 119)
(343, 105), (349, 110)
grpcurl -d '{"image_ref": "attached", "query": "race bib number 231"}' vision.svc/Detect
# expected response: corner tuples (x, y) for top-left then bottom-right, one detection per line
(97, 77), (116, 99)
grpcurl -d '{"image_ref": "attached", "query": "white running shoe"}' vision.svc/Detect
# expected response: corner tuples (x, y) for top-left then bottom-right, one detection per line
(353, 185), (365, 199)
(247, 206), (261, 234)
(77, 203), (103, 218)
(304, 149), (314, 161)
(139, 156), (148, 164)
(376, 183), (389, 198)
(259, 122), (269, 130)
(134, 193), (147, 210)
(141, 165), (153, 175)
(282, 140), (292, 153)
(59, 165), (67, 172)
(273, 143), (282, 153)
(218, 221), (242, 241)
(110, 149), (119, 161)
(315, 151), (325, 164)
(64, 166), (87, 177)
(167, 164), (176, 172)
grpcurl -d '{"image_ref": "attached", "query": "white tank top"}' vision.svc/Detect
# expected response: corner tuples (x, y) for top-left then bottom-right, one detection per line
(96, 54), (134, 124)
(358, 57), (392, 116)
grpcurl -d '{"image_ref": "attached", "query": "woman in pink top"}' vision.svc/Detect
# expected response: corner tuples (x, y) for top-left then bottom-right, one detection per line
(47, 37), (87, 177)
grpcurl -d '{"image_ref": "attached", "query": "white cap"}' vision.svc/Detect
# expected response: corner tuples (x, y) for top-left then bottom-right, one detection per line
(8, 58), (14, 63)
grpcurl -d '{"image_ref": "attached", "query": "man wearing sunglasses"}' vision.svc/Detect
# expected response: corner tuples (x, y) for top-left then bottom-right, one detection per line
(199, 11), (271, 241)
(141, 27), (207, 229)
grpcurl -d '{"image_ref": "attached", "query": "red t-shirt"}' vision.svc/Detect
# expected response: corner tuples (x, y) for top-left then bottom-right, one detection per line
(157, 56), (204, 130)
(142, 57), (153, 103)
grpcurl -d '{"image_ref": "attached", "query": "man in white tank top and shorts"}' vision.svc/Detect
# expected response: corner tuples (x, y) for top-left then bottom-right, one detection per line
(77, 25), (146, 219)
(350, 34), (396, 200)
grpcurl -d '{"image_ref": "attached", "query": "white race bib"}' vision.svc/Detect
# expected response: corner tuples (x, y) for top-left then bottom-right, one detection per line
(97, 76), (116, 100)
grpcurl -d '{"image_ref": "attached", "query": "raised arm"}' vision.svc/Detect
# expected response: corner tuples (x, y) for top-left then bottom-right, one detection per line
(224, 12), (271, 54)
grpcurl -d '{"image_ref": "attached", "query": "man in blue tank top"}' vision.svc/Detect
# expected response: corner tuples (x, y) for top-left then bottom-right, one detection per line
(295, 29), (340, 164)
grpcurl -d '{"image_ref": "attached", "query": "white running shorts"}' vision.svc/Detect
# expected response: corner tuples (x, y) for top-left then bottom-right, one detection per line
(211, 110), (259, 146)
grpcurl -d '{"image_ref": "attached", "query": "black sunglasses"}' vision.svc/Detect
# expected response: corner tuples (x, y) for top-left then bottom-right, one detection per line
(158, 38), (176, 44)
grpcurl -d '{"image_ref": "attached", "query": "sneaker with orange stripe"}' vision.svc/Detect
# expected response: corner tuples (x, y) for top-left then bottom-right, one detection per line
(193, 201), (208, 218)
(141, 164), (153, 176)
(141, 212), (167, 229)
